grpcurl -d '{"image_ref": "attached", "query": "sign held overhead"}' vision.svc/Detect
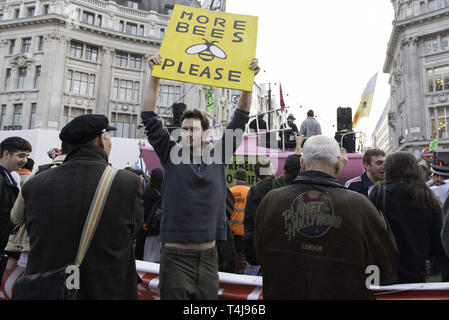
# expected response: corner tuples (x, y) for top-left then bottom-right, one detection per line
(152, 5), (258, 91)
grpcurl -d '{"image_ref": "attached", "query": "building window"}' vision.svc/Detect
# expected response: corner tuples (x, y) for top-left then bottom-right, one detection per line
(96, 15), (102, 27)
(119, 20), (124, 32)
(436, 0), (444, 9)
(29, 103), (36, 129)
(116, 51), (128, 67)
(85, 45), (98, 62)
(38, 36), (45, 51)
(113, 78), (140, 102)
(110, 113), (137, 138)
(4, 69), (11, 90)
(431, 106), (449, 138)
(66, 70), (73, 92)
(126, 22), (138, 35)
(442, 34), (449, 51)
(127, 1), (139, 9)
(22, 38), (31, 53)
(0, 105), (6, 130)
(420, 1), (427, 14)
(160, 28), (165, 40)
(428, 65), (449, 92)
(119, 80), (134, 102)
(66, 70), (95, 97)
(17, 67), (27, 89)
(8, 40), (15, 55)
(70, 41), (83, 59)
(160, 85), (181, 107)
(34, 66), (41, 89)
(82, 11), (95, 24)
(13, 104), (22, 127)
(139, 25), (144, 36)
(62, 106), (89, 127)
(27, 6), (35, 17)
(129, 54), (142, 69)
(43, 4), (49, 15)
(428, 0), (436, 10)
(14, 9), (19, 19)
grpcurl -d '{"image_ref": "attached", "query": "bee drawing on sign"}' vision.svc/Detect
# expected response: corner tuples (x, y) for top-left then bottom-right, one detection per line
(185, 38), (227, 62)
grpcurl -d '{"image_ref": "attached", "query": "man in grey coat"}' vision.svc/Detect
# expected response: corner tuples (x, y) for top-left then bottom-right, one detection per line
(299, 110), (322, 138)
(20, 115), (143, 299)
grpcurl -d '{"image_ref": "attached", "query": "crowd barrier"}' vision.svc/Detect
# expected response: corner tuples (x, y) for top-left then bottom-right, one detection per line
(2, 258), (449, 300)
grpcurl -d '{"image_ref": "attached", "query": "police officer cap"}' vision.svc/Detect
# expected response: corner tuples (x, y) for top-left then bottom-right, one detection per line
(59, 114), (116, 145)
(431, 165), (449, 178)
(284, 154), (301, 173)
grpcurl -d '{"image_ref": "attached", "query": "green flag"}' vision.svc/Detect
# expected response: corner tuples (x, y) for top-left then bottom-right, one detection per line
(206, 87), (215, 114)
(429, 137), (439, 151)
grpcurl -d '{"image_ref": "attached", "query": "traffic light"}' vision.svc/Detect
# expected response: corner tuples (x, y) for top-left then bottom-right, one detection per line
(337, 107), (352, 131)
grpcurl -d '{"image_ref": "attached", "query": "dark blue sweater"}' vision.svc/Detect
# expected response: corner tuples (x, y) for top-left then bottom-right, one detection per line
(141, 109), (249, 243)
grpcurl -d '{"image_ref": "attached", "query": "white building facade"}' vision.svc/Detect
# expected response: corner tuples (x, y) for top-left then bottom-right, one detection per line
(383, 0), (449, 155)
(0, 0), (236, 142)
(0, 0), (266, 167)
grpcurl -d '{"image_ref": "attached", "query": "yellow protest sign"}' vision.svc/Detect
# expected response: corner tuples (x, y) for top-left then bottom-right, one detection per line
(152, 5), (258, 91)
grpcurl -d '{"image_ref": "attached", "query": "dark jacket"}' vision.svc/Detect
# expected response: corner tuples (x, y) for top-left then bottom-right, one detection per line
(0, 166), (19, 253)
(141, 109), (249, 244)
(142, 186), (162, 236)
(22, 145), (143, 299)
(217, 188), (237, 273)
(370, 183), (449, 284)
(344, 172), (373, 197)
(255, 170), (397, 299)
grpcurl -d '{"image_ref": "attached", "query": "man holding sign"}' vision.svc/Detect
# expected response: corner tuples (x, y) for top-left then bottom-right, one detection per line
(141, 52), (259, 300)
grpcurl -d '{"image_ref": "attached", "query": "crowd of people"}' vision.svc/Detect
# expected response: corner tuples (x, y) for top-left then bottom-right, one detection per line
(0, 52), (449, 300)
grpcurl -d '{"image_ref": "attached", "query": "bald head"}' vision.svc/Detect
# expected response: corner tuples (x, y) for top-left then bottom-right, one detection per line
(301, 135), (342, 177)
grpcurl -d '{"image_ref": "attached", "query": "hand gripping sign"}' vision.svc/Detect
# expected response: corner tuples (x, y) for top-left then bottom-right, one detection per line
(152, 5), (258, 91)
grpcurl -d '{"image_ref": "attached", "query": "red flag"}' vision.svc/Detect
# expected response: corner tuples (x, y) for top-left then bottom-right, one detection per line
(279, 83), (286, 110)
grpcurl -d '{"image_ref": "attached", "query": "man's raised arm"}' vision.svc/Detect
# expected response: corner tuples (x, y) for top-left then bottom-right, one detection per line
(142, 54), (161, 112)
(235, 58), (260, 113)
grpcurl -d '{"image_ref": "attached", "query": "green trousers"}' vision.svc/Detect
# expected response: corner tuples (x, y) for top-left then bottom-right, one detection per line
(159, 245), (219, 300)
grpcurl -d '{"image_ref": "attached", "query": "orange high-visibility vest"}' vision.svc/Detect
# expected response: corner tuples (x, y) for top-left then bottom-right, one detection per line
(230, 184), (249, 236)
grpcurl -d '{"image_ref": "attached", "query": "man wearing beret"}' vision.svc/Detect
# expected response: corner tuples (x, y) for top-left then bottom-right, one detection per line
(141, 53), (260, 300)
(19, 114), (143, 299)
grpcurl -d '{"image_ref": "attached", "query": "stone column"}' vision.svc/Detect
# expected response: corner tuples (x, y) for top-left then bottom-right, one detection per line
(401, 35), (423, 142)
(96, 46), (114, 116)
(38, 33), (69, 130)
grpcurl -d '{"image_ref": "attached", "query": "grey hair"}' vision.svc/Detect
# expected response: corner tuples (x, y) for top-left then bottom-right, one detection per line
(302, 135), (342, 167)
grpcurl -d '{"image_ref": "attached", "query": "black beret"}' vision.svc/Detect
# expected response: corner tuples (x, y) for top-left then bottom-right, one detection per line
(431, 165), (449, 178)
(59, 114), (116, 145)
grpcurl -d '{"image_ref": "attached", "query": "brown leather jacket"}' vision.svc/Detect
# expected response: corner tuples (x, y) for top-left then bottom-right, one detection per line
(255, 170), (398, 299)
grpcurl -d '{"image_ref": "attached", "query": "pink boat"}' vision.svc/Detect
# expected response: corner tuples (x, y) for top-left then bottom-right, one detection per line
(139, 134), (364, 185)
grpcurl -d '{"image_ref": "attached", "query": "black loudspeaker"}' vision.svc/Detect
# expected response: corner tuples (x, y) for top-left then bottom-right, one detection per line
(171, 103), (187, 127)
(337, 107), (352, 131)
(334, 131), (355, 153)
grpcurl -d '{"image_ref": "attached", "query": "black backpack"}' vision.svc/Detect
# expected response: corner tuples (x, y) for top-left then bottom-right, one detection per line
(145, 190), (162, 236)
